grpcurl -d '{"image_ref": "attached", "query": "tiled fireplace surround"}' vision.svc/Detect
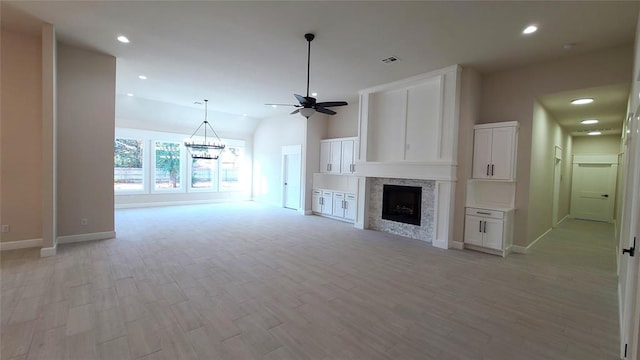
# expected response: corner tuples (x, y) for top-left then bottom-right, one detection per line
(368, 178), (435, 243)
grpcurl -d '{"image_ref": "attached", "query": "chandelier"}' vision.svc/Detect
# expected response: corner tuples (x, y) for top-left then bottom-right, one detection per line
(184, 99), (225, 160)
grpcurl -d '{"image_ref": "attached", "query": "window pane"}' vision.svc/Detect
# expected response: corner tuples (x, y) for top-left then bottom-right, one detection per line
(191, 158), (217, 189)
(155, 141), (181, 189)
(114, 138), (144, 191)
(220, 146), (242, 191)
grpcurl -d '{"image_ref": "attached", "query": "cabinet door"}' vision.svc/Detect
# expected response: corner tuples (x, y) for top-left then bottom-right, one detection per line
(332, 193), (345, 217)
(341, 140), (354, 174)
(472, 128), (493, 179)
(489, 127), (515, 180)
(464, 215), (484, 246)
(320, 142), (331, 173)
(321, 192), (333, 215)
(330, 141), (342, 174)
(312, 191), (322, 213)
(344, 194), (357, 221)
(483, 218), (504, 250)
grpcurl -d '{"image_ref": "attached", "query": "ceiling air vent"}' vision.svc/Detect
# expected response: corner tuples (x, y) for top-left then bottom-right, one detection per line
(380, 56), (400, 64)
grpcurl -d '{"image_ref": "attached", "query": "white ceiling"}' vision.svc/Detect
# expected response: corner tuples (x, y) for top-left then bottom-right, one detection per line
(3, 1), (639, 123)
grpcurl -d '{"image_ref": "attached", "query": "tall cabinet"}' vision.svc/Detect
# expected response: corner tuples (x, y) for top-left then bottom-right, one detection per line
(465, 121), (518, 257)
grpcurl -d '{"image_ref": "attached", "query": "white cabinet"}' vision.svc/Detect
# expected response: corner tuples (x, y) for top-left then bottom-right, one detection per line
(320, 137), (357, 174)
(464, 207), (514, 257)
(472, 122), (518, 181)
(340, 139), (357, 174)
(312, 189), (357, 223)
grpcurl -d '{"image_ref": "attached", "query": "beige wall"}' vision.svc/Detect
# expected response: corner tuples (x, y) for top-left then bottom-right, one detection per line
(481, 45), (633, 246)
(454, 67), (481, 243)
(572, 134), (622, 155)
(0, 28), (43, 243)
(527, 101), (572, 245)
(327, 103), (358, 139)
(57, 44), (115, 237)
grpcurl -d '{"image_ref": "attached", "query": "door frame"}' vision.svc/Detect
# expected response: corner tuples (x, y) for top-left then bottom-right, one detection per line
(281, 145), (302, 210)
(570, 154), (618, 222)
(552, 146), (562, 227)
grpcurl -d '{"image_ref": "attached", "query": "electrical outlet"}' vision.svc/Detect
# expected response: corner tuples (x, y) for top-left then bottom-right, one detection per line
(1, 225), (9, 233)
(81, 218), (88, 226)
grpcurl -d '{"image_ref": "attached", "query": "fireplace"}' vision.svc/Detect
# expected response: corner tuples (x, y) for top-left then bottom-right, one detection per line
(382, 184), (422, 226)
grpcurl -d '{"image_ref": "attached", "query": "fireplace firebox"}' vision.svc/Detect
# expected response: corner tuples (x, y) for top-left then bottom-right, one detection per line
(382, 184), (422, 226)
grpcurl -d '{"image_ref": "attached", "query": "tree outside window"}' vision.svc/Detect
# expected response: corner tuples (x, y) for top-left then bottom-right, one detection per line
(155, 141), (181, 189)
(114, 138), (144, 191)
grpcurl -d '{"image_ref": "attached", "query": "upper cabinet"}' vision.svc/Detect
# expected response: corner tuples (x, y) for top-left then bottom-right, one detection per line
(472, 122), (519, 181)
(320, 137), (357, 175)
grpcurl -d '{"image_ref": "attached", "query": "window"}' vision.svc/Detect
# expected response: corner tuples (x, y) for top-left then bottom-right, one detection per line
(114, 138), (144, 192)
(190, 158), (218, 190)
(219, 146), (242, 191)
(154, 141), (182, 190)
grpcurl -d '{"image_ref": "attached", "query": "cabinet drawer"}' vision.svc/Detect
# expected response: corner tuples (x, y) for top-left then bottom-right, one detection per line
(313, 190), (322, 196)
(322, 191), (333, 196)
(345, 194), (356, 200)
(466, 207), (504, 219)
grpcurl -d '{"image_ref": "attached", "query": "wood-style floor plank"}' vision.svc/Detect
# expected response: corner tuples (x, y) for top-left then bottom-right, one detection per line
(0, 202), (620, 359)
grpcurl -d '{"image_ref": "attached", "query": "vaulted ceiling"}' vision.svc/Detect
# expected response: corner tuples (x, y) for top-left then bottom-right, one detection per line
(3, 1), (639, 126)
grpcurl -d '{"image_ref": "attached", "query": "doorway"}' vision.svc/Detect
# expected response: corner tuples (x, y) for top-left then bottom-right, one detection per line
(552, 146), (562, 226)
(282, 145), (302, 210)
(570, 154), (618, 222)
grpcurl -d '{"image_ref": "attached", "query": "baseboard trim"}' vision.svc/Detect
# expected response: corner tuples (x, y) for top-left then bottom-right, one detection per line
(556, 214), (569, 226)
(115, 198), (248, 209)
(450, 241), (465, 250)
(304, 210), (313, 215)
(511, 227), (553, 254)
(40, 245), (57, 257)
(57, 231), (116, 244)
(0, 238), (43, 251)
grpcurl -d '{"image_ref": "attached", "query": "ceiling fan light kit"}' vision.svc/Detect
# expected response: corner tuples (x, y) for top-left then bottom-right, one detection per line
(266, 33), (348, 118)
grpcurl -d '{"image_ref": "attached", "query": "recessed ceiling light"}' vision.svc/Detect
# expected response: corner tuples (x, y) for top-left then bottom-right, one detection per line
(117, 35), (130, 43)
(243, 113), (248, 117)
(523, 25), (538, 35)
(311, 92), (318, 97)
(271, 105), (277, 108)
(138, 75), (147, 80)
(571, 98), (593, 105)
(127, 93), (134, 97)
(581, 119), (598, 124)
(588, 131), (601, 136)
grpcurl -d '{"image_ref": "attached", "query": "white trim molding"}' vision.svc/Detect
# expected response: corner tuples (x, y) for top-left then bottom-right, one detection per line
(57, 231), (116, 245)
(451, 241), (465, 250)
(433, 180), (455, 249)
(40, 245), (57, 257)
(0, 238), (43, 251)
(511, 227), (552, 254)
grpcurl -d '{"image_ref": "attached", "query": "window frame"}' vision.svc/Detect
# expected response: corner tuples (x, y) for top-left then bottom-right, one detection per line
(151, 140), (186, 193)
(114, 136), (148, 195)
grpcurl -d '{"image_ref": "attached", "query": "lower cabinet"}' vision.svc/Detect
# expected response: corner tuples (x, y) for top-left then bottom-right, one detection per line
(464, 207), (514, 257)
(312, 189), (356, 223)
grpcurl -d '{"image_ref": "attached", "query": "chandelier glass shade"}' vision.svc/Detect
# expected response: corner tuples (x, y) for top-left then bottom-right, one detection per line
(184, 99), (225, 160)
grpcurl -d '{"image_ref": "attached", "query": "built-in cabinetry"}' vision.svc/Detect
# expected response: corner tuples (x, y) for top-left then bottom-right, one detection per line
(464, 207), (513, 257)
(465, 121), (518, 256)
(320, 137), (357, 175)
(472, 122), (518, 181)
(312, 189), (356, 222)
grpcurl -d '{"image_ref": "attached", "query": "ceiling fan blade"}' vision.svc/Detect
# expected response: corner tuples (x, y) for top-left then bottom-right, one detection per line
(265, 103), (300, 107)
(294, 94), (308, 106)
(315, 101), (348, 108)
(290, 108), (301, 115)
(314, 106), (337, 115)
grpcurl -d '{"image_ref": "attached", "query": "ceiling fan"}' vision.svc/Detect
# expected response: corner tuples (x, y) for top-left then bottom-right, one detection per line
(266, 33), (348, 118)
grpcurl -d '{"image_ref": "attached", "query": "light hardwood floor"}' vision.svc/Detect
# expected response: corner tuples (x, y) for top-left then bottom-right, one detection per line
(1, 202), (619, 359)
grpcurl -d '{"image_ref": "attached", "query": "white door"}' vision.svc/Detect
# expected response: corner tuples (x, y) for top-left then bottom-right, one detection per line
(619, 107), (640, 359)
(483, 218), (503, 250)
(321, 191), (333, 215)
(312, 190), (322, 213)
(283, 153), (301, 210)
(330, 141), (342, 174)
(464, 215), (484, 246)
(341, 140), (354, 174)
(345, 194), (357, 221)
(320, 142), (331, 173)
(570, 155), (617, 222)
(332, 193), (345, 217)
(472, 128), (493, 179)
(489, 127), (515, 180)
(552, 147), (562, 226)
